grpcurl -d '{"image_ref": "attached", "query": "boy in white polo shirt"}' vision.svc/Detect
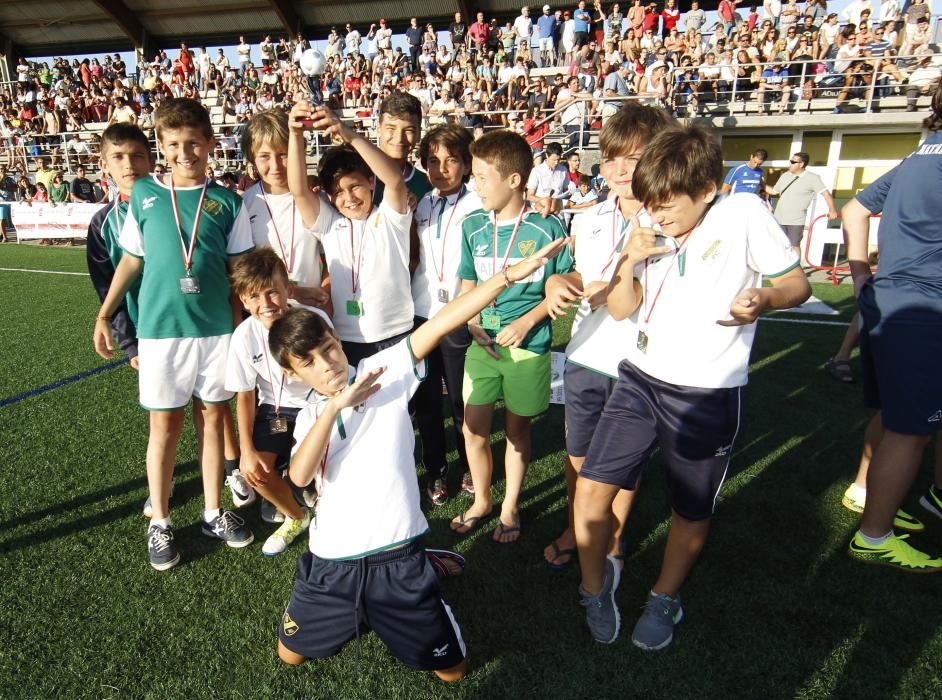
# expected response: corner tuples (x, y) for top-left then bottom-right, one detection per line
(269, 235), (568, 678)
(225, 248), (330, 555)
(542, 103), (673, 571)
(287, 101), (414, 367)
(412, 124), (483, 505)
(574, 124), (810, 649)
(240, 109), (331, 313)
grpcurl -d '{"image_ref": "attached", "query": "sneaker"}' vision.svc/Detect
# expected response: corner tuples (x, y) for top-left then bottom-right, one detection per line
(260, 498), (286, 524)
(201, 511), (254, 548)
(427, 478), (448, 506)
(262, 509), (310, 556)
(841, 485), (925, 532)
(631, 592), (684, 651)
(300, 486), (318, 509)
(147, 524), (181, 571)
(142, 482), (174, 518)
(226, 470), (257, 508)
(460, 471), (475, 497)
(847, 531), (942, 573)
(919, 484), (942, 521)
(578, 555), (622, 644)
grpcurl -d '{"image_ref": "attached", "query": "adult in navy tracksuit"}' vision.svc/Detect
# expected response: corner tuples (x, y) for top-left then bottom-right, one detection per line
(844, 84), (942, 572)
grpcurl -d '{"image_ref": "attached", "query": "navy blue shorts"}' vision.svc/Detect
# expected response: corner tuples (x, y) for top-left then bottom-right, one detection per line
(564, 361), (616, 457)
(580, 360), (743, 521)
(252, 404), (301, 461)
(859, 307), (942, 435)
(279, 541), (467, 671)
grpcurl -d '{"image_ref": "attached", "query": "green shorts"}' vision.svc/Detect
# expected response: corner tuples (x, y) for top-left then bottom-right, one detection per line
(462, 342), (551, 417)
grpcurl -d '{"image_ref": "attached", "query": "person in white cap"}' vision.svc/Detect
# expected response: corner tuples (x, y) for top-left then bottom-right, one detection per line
(537, 5), (559, 67)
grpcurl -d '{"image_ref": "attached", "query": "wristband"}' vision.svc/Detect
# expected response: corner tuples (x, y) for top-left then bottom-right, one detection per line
(96, 314), (112, 322)
(502, 269), (513, 288)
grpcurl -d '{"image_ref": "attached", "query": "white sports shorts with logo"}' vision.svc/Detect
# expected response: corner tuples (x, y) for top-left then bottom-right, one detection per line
(137, 334), (234, 410)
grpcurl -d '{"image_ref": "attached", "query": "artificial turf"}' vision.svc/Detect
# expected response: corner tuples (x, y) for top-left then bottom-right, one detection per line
(1, 244), (941, 699)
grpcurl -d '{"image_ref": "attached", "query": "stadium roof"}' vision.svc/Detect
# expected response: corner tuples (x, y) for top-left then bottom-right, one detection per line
(2, 0), (729, 59)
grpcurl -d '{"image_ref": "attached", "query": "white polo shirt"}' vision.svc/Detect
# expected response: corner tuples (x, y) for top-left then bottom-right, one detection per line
(293, 339), (430, 560)
(225, 306), (332, 407)
(311, 197), (414, 344)
(412, 185), (482, 319)
(242, 182), (323, 288)
(527, 162), (573, 199)
(566, 199), (651, 379)
(625, 193), (798, 389)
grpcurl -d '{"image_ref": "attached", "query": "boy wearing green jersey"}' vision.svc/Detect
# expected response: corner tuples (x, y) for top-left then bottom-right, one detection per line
(450, 130), (573, 544)
(93, 98), (256, 570)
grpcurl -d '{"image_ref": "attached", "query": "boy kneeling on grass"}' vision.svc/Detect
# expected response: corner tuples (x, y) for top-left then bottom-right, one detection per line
(269, 237), (568, 679)
(574, 123), (811, 650)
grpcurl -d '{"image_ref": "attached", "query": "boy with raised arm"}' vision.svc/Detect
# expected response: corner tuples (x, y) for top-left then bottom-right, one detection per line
(287, 101), (414, 367)
(93, 98), (256, 570)
(270, 235), (568, 679)
(574, 124), (810, 649)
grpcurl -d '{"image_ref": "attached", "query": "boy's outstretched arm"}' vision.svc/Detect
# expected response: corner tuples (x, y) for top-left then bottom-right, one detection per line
(287, 102), (321, 229)
(92, 253), (143, 360)
(295, 103), (409, 215)
(410, 237), (570, 362)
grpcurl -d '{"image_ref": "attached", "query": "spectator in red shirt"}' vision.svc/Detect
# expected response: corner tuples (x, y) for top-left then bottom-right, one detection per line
(661, 0), (680, 38)
(643, 3), (661, 33)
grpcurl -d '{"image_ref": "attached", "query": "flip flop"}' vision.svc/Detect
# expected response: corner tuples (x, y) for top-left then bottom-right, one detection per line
(545, 541), (577, 571)
(426, 548), (467, 578)
(449, 511), (489, 539)
(492, 520), (521, 545)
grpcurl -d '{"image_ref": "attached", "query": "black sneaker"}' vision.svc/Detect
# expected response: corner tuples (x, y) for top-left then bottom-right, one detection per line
(201, 511), (254, 548)
(147, 523), (181, 571)
(427, 478), (448, 506)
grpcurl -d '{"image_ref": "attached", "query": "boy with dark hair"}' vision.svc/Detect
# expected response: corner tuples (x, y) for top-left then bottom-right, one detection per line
(270, 234), (568, 678)
(412, 124), (482, 504)
(574, 124), (810, 649)
(448, 130), (574, 544)
(287, 101), (414, 368)
(93, 98), (256, 570)
(542, 103), (673, 571)
(374, 91), (433, 203)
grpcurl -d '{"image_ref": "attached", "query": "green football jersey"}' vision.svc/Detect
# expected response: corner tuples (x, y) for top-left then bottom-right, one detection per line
(119, 176), (254, 339)
(101, 199), (141, 325)
(372, 163), (433, 205)
(458, 208), (573, 355)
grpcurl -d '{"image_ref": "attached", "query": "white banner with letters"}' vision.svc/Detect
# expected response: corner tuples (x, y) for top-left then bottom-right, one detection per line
(12, 202), (99, 240)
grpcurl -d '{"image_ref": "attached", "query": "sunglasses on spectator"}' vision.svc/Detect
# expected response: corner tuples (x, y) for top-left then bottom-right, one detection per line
(789, 159), (802, 164)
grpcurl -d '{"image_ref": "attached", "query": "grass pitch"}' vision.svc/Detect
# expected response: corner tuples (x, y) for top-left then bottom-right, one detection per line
(1, 245), (941, 700)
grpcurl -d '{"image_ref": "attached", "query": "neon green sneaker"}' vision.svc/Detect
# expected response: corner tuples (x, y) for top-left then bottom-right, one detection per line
(848, 532), (942, 573)
(261, 509), (310, 556)
(841, 485), (925, 532)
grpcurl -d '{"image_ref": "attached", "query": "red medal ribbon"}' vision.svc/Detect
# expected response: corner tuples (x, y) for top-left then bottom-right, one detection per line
(261, 189), (296, 275)
(169, 175), (208, 274)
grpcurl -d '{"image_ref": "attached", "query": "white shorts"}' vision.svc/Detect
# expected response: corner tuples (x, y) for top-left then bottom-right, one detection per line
(539, 38), (555, 52)
(138, 335), (234, 410)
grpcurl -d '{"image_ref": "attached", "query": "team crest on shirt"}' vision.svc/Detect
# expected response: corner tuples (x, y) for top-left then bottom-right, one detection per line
(518, 240), (536, 257)
(203, 199), (223, 217)
(282, 611), (299, 636)
(701, 240), (722, 261)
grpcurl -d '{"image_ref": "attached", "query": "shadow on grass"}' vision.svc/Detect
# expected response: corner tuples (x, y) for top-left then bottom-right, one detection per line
(0, 461), (200, 553)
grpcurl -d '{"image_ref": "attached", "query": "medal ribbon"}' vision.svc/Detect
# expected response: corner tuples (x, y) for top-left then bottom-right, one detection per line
(259, 325), (286, 416)
(642, 222), (699, 326)
(261, 190), (296, 275)
(169, 175), (208, 275)
(599, 198), (637, 279)
(489, 204), (528, 309)
(346, 204), (373, 296)
(430, 185), (466, 284)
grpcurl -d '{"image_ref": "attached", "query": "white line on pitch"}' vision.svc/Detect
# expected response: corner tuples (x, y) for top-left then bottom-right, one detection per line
(0, 267), (88, 276)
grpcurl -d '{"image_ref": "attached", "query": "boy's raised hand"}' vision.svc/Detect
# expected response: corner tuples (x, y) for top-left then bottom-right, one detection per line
(717, 287), (768, 326)
(332, 366), (386, 411)
(622, 216), (672, 264)
(291, 102), (355, 144)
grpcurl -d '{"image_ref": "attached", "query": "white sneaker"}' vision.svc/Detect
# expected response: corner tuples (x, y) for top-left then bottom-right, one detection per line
(262, 509), (311, 556)
(142, 482), (174, 518)
(226, 470), (257, 508)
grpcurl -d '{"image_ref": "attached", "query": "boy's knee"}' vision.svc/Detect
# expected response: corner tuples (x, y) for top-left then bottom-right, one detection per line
(277, 640), (305, 666)
(575, 477), (619, 514)
(433, 658), (468, 682)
